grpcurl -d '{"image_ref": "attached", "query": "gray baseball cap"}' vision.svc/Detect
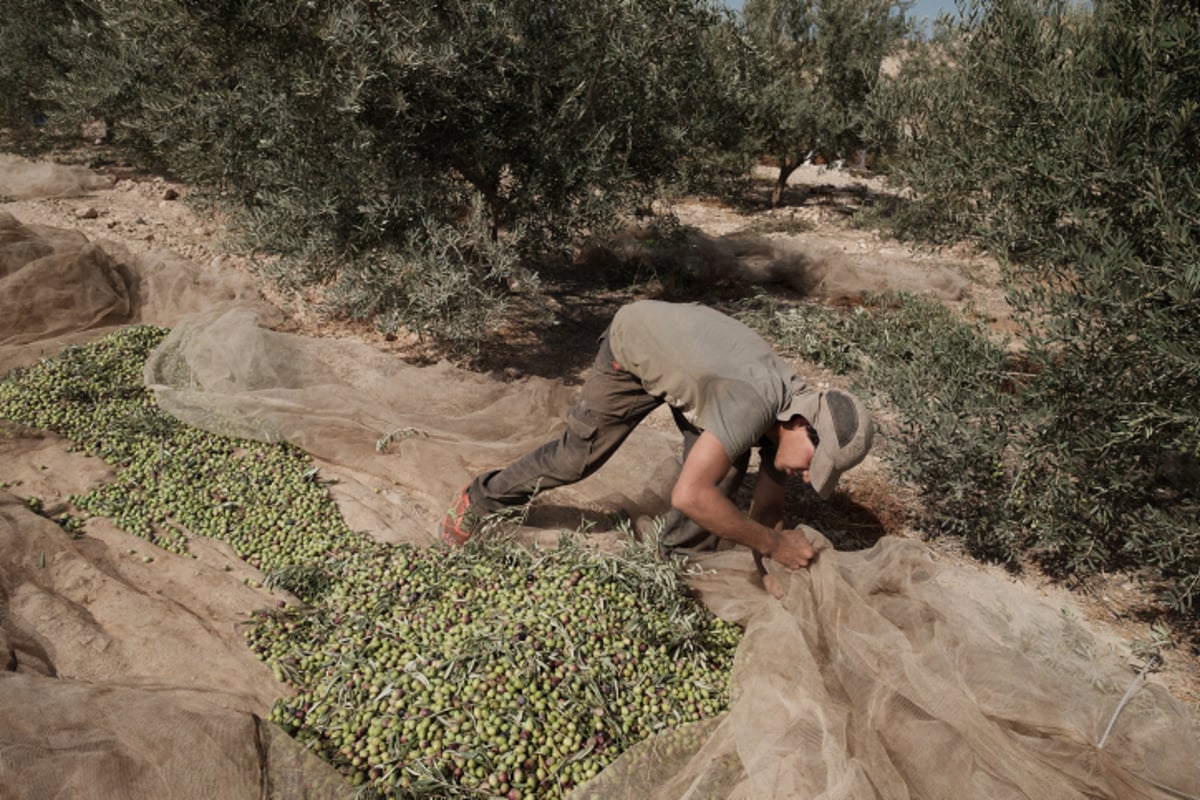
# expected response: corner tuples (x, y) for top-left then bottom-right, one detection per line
(778, 388), (874, 499)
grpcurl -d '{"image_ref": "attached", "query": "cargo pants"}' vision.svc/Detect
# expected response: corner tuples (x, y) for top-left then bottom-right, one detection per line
(466, 330), (751, 549)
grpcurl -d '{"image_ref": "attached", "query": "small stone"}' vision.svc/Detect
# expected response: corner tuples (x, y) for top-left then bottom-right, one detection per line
(76, 207), (99, 219)
(163, 187), (179, 200)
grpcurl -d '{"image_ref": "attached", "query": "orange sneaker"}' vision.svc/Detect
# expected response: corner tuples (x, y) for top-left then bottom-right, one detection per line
(440, 485), (477, 546)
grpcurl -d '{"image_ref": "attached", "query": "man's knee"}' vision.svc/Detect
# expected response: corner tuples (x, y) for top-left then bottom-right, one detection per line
(553, 407), (600, 483)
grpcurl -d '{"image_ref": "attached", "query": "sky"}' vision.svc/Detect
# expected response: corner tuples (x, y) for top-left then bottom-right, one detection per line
(902, 0), (961, 25)
(723, 0), (961, 31)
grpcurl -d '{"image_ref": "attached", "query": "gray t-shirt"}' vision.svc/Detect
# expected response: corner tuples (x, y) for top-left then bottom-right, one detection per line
(609, 301), (805, 460)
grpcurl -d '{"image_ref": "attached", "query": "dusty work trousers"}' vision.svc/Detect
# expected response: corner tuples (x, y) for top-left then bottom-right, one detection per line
(467, 331), (749, 547)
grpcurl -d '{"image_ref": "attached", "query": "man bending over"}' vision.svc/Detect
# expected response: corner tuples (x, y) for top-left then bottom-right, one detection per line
(441, 300), (873, 574)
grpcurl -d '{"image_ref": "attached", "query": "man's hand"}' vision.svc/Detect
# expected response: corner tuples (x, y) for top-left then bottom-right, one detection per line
(753, 548), (786, 599)
(754, 523), (817, 599)
(767, 526), (816, 570)
(674, 432), (823, 572)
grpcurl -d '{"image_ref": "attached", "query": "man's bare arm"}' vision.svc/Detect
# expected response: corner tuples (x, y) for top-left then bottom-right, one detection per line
(671, 432), (815, 569)
(748, 465), (786, 529)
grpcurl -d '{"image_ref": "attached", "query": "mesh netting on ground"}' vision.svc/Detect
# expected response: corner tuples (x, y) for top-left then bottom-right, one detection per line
(0, 153), (115, 200)
(2, 161), (1199, 799)
(2, 193), (355, 798)
(0, 672), (352, 800)
(0, 490), (355, 799)
(0, 209), (262, 375)
(576, 540), (1200, 799)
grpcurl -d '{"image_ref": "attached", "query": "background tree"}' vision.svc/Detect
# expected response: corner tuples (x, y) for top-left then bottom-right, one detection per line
(31, 0), (749, 350)
(873, 0), (1200, 611)
(0, 0), (89, 133)
(742, 0), (911, 206)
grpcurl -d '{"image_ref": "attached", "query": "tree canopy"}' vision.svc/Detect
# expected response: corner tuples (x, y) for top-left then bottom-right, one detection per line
(742, 0), (912, 204)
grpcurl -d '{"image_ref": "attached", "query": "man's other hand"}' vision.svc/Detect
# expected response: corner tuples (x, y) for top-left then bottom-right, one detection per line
(769, 526), (817, 570)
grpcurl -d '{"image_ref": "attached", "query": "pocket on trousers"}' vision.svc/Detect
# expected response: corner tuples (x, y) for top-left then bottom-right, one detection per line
(557, 407), (600, 481)
(565, 407), (599, 440)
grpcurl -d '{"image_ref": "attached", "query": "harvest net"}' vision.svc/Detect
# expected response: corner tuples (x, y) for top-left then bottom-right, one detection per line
(2, 163), (1198, 799)
(0, 153), (115, 200)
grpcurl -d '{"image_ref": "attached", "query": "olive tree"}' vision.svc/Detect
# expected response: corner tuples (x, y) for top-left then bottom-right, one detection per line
(873, 0), (1200, 612)
(742, 0), (912, 205)
(0, 0), (90, 131)
(35, 0), (749, 350)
